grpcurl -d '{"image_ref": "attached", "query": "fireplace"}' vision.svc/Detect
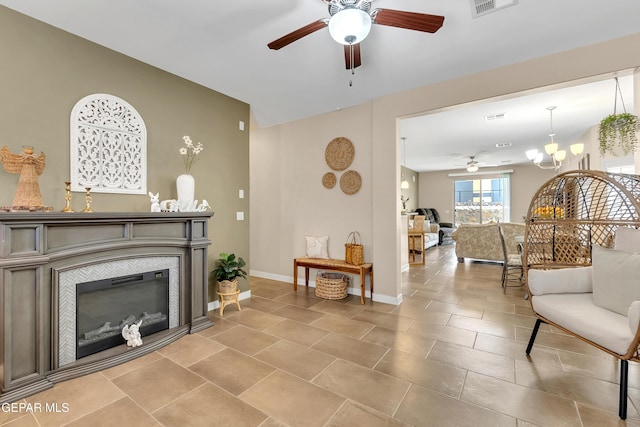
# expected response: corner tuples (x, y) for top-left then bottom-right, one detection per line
(58, 256), (181, 367)
(0, 211), (213, 404)
(76, 269), (170, 359)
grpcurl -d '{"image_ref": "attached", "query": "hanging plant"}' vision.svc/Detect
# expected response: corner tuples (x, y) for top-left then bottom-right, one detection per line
(598, 77), (640, 156)
(599, 113), (639, 156)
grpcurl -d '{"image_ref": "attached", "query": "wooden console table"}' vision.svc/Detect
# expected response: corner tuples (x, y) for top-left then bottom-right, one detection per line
(293, 258), (373, 304)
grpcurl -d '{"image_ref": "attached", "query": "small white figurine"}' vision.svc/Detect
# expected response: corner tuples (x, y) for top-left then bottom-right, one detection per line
(121, 320), (143, 347)
(160, 199), (174, 212)
(197, 200), (211, 211)
(178, 200), (198, 212)
(149, 192), (160, 212)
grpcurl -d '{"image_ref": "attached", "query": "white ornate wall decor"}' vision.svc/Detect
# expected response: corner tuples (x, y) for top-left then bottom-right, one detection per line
(70, 94), (147, 194)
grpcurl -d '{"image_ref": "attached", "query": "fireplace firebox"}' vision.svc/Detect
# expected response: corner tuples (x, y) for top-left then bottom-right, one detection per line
(76, 269), (170, 359)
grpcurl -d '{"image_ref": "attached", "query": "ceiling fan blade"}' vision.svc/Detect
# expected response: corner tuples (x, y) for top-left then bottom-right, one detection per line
(344, 44), (362, 70)
(267, 20), (328, 50)
(371, 9), (444, 33)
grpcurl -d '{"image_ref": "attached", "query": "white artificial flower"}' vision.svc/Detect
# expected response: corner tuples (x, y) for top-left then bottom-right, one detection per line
(179, 135), (204, 173)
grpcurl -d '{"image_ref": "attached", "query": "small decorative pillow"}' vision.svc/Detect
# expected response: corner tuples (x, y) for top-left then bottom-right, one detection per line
(305, 235), (329, 259)
(615, 227), (640, 252)
(425, 220), (431, 232)
(592, 245), (640, 316)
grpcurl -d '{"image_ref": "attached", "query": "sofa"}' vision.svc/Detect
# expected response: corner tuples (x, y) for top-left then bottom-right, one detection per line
(416, 208), (456, 245)
(408, 216), (440, 251)
(451, 222), (524, 262)
(422, 222), (440, 250)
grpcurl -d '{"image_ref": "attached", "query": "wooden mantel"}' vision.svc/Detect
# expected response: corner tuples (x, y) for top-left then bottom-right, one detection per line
(0, 211), (214, 403)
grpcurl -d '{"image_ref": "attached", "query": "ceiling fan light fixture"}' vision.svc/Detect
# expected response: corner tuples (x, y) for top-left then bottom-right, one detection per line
(328, 8), (372, 45)
(466, 156), (479, 172)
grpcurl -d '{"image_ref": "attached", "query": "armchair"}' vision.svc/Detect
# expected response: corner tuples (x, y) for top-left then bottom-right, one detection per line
(523, 170), (640, 420)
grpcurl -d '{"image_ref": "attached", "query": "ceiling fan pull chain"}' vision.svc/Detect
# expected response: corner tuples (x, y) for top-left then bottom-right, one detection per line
(351, 44), (355, 75)
(349, 43), (354, 87)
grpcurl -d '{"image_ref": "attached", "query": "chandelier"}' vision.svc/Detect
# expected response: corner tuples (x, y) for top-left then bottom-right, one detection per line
(525, 106), (584, 171)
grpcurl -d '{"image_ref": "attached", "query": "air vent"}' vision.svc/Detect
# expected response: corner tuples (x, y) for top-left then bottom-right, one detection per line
(485, 112), (506, 121)
(495, 142), (512, 148)
(471, 0), (519, 18)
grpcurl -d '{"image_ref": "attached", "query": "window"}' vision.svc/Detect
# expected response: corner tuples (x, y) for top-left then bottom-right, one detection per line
(70, 94), (147, 194)
(453, 174), (511, 225)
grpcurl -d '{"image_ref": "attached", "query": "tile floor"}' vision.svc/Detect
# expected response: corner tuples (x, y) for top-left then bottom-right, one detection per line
(2, 245), (639, 426)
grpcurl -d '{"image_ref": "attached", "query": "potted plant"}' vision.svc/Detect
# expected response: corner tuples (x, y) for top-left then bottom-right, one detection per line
(598, 77), (640, 156)
(599, 113), (639, 156)
(212, 252), (247, 293)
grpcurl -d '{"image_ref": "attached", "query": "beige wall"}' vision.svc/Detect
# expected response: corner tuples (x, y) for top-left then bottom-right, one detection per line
(252, 32), (640, 303)
(419, 165), (556, 225)
(400, 166), (419, 212)
(250, 103), (374, 285)
(0, 7), (250, 299)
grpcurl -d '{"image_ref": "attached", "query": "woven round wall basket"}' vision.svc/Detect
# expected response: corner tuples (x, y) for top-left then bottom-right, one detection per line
(315, 272), (348, 300)
(325, 137), (355, 171)
(340, 170), (362, 195)
(322, 172), (337, 189)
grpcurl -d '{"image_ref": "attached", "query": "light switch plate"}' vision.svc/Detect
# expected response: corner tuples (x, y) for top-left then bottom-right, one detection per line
(236, 212), (244, 221)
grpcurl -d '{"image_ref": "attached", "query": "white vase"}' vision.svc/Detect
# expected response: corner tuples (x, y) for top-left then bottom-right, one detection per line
(176, 173), (195, 210)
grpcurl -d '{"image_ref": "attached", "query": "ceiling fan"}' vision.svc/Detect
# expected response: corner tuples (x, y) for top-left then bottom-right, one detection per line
(267, 0), (445, 71)
(466, 156), (479, 172)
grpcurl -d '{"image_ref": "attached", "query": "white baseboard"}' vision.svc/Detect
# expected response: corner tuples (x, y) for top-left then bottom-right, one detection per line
(208, 289), (251, 312)
(251, 269), (402, 305)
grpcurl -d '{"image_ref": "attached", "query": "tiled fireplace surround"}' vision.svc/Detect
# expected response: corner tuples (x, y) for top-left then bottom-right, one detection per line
(0, 212), (213, 403)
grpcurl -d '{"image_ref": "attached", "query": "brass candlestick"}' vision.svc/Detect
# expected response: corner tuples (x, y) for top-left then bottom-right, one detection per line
(81, 187), (93, 212)
(61, 181), (74, 213)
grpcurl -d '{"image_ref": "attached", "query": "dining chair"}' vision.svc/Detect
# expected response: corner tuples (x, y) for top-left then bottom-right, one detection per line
(498, 222), (523, 293)
(408, 215), (426, 265)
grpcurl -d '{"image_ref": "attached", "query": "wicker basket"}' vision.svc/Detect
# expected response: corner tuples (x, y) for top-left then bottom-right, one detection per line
(218, 278), (239, 294)
(345, 231), (364, 265)
(315, 272), (348, 300)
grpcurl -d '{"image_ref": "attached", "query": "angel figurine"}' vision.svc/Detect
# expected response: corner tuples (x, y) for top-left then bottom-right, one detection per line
(121, 320), (143, 347)
(0, 145), (46, 208)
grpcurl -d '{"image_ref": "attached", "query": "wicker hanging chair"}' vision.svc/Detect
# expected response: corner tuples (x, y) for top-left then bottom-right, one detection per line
(522, 169), (640, 419)
(523, 169), (640, 272)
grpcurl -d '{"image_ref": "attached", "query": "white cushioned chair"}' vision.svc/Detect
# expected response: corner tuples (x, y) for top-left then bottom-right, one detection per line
(523, 170), (640, 420)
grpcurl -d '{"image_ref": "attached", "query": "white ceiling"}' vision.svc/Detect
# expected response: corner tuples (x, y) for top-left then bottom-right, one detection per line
(401, 74), (636, 172)
(2, 0), (639, 171)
